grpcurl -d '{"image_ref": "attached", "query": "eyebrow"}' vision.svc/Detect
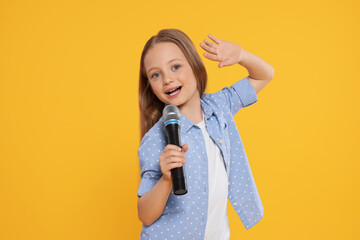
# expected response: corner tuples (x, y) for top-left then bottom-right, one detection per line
(147, 58), (183, 74)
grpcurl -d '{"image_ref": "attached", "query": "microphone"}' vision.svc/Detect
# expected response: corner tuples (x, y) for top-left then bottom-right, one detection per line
(162, 105), (188, 195)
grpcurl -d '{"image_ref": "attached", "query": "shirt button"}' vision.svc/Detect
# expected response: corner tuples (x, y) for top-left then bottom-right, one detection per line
(234, 202), (238, 206)
(219, 139), (223, 144)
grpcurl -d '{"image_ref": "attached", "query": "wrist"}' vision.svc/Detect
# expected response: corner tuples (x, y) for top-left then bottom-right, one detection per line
(160, 175), (173, 195)
(160, 175), (173, 186)
(238, 49), (248, 66)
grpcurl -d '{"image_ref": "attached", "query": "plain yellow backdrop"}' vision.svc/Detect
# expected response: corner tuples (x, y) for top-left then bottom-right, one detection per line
(1, 0), (359, 239)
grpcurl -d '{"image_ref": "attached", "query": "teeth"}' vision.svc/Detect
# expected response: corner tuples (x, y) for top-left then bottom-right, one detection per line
(169, 88), (180, 96)
(167, 87), (181, 95)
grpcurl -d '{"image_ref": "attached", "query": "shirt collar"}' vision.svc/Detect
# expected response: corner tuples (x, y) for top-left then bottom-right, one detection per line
(200, 98), (214, 120)
(179, 98), (214, 134)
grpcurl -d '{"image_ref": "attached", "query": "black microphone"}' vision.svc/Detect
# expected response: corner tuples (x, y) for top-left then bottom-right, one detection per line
(162, 105), (188, 195)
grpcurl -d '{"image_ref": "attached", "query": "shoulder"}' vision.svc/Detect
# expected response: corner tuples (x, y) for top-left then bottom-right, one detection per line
(202, 77), (258, 116)
(201, 92), (233, 117)
(139, 118), (166, 154)
(202, 91), (229, 107)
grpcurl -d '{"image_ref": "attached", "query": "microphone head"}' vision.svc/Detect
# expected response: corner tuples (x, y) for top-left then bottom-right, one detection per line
(162, 105), (181, 124)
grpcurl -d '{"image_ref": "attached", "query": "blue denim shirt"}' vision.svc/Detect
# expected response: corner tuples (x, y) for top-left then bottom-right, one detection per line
(137, 77), (264, 239)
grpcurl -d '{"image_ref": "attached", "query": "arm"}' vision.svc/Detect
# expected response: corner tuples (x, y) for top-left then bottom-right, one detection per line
(137, 144), (188, 226)
(137, 175), (172, 226)
(200, 34), (275, 94)
(239, 50), (275, 94)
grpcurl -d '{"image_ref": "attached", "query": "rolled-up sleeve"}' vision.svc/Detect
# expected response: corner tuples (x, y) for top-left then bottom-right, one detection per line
(221, 77), (258, 116)
(137, 132), (163, 197)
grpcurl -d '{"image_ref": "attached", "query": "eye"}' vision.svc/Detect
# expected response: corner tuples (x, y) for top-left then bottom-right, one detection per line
(172, 64), (181, 70)
(151, 72), (160, 79)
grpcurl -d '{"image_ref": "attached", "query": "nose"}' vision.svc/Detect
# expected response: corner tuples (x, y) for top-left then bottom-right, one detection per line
(163, 72), (175, 85)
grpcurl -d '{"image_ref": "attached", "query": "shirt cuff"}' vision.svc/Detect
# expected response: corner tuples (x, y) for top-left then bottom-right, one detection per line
(137, 171), (160, 197)
(231, 77), (258, 108)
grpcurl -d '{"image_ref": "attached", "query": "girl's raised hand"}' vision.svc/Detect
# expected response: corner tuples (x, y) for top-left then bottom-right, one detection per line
(200, 34), (245, 68)
(159, 144), (189, 182)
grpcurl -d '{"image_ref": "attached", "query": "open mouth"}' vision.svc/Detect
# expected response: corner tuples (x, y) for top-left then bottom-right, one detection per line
(166, 86), (182, 96)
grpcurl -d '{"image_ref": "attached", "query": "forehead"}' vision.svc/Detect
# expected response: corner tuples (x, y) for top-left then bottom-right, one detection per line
(144, 42), (187, 69)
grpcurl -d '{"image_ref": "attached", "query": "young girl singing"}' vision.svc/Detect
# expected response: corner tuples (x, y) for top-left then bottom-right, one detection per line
(137, 28), (274, 239)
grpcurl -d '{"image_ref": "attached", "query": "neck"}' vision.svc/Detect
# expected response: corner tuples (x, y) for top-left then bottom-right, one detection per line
(178, 95), (203, 125)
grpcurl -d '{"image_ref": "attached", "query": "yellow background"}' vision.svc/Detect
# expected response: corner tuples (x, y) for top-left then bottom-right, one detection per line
(1, 0), (359, 239)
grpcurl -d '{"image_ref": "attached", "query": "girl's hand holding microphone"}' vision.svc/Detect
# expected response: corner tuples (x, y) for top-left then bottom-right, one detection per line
(159, 144), (189, 182)
(137, 143), (189, 226)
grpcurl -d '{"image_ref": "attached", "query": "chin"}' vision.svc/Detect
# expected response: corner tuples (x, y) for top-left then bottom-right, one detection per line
(163, 98), (183, 107)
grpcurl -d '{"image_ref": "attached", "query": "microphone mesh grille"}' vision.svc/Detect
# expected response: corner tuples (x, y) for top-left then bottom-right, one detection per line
(162, 105), (181, 123)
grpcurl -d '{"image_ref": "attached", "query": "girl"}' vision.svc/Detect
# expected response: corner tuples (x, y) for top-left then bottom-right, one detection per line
(137, 29), (274, 239)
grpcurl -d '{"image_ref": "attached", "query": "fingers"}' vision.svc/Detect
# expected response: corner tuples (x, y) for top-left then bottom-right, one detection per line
(165, 144), (182, 152)
(208, 34), (221, 44)
(165, 156), (186, 164)
(167, 162), (185, 169)
(203, 52), (220, 61)
(163, 161), (184, 180)
(181, 144), (189, 153)
(162, 144), (187, 163)
(160, 152), (186, 178)
(204, 38), (218, 49)
(159, 144), (189, 180)
(200, 41), (216, 54)
(200, 34), (223, 62)
(163, 144), (183, 156)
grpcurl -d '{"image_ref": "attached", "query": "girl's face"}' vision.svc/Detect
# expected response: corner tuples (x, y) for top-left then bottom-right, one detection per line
(144, 42), (199, 112)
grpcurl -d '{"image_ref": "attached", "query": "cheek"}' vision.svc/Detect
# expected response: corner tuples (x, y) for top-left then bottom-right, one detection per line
(150, 82), (163, 97)
(183, 69), (197, 88)
(188, 78), (198, 90)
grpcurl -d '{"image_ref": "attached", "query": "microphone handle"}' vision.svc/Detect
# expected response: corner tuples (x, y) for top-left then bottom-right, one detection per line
(164, 123), (188, 195)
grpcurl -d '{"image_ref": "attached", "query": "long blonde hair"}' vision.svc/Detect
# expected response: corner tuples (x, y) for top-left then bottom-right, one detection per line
(138, 29), (207, 140)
